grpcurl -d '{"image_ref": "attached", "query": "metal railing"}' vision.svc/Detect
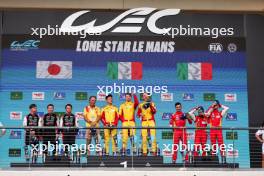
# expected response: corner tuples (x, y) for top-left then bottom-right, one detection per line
(0, 126), (262, 169)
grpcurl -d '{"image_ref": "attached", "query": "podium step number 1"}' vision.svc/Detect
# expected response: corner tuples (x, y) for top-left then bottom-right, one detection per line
(120, 161), (127, 168)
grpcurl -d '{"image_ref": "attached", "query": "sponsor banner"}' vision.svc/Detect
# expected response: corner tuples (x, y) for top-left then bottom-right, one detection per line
(183, 93), (194, 101)
(54, 92), (66, 100)
(77, 130), (86, 139)
(8, 148), (21, 157)
(226, 113), (237, 121)
(75, 92), (88, 100)
(75, 112), (84, 119)
(9, 130), (22, 139)
(55, 112), (65, 117)
(10, 91), (23, 100)
(226, 131), (238, 140)
(162, 150), (173, 157)
(32, 92), (45, 100)
(10, 112), (22, 120)
(10, 40), (40, 51)
(37, 112), (44, 118)
(161, 93), (173, 101)
(162, 131), (173, 140)
(97, 92), (106, 101)
(187, 132), (195, 140)
(119, 93), (126, 101)
(227, 149), (239, 158)
(225, 93), (237, 102)
(162, 113), (173, 120)
(203, 93), (215, 101)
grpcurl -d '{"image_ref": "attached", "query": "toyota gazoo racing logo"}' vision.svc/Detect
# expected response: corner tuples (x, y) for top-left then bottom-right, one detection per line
(10, 40), (40, 51)
(60, 7), (180, 35)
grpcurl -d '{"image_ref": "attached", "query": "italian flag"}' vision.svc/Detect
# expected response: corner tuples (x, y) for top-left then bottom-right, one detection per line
(107, 62), (142, 80)
(177, 62), (212, 80)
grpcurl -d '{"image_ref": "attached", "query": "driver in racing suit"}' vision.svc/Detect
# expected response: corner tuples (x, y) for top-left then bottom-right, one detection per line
(60, 104), (79, 156)
(23, 104), (42, 160)
(101, 94), (119, 156)
(83, 96), (101, 156)
(170, 102), (192, 163)
(188, 106), (208, 156)
(119, 93), (139, 155)
(206, 100), (229, 162)
(137, 93), (157, 156)
(42, 104), (59, 156)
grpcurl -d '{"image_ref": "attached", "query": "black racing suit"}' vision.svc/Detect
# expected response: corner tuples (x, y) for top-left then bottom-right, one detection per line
(24, 113), (40, 146)
(42, 113), (58, 154)
(61, 113), (78, 146)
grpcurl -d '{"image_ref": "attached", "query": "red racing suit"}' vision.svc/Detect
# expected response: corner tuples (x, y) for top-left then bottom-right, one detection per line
(207, 105), (229, 156)
(194, 115), (208, 156)
(189, 107), (208, 156)
(170, 111), (192, 162)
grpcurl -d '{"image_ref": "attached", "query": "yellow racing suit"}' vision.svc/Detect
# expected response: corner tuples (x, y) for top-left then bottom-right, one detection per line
(137, 101), (157, 155)
(83, 106), (101, 154)
(101, 105), (119, 155)
(119, 94), (139, 152)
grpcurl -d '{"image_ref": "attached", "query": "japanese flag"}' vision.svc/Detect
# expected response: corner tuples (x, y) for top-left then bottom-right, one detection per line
(36, 61), (72, 79)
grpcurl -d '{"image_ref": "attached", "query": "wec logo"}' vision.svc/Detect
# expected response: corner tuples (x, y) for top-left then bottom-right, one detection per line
(10, 40), (40, 51)
(60, 7), (180, 34)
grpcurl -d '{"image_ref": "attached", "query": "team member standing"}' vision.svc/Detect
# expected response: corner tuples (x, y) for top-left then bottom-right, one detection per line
(60, 104), (79, 155)
(42, 104), (59, 156)
(137, 93), (157, 156)
(83, 96), (101, 156)
(23, 104), (42, 160)
(101, 94), (119, 156)
(119, 93), (139, 155)
(206, 100), (229, 161)
(170, 102), (192, 163)
(255, 121), (264, 168)
(188, 106), (208, 156)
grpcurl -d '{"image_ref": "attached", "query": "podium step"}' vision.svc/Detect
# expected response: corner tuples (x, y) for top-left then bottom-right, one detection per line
(86, 156), (163, 167)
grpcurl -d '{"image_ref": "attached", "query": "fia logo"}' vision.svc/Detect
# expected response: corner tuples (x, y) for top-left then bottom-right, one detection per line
(60, 8), (180, 34)
(208, 43), (223, 53)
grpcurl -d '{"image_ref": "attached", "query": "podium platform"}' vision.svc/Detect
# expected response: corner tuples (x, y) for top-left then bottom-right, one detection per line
(10, 155), (238, 168)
